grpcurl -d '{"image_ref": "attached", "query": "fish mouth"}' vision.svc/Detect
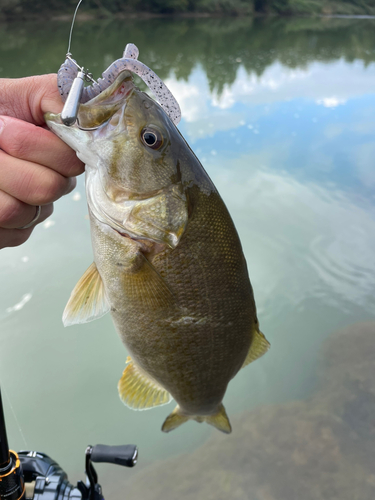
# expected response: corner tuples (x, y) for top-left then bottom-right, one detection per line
(45, 73), (134, 129)
(76, 74), (134, 130)
(83, 74), (134, 107)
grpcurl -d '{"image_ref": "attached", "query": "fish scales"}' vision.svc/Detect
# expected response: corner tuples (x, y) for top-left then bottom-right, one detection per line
(93, 185), (254, 411)
(45, 70), (270, 433)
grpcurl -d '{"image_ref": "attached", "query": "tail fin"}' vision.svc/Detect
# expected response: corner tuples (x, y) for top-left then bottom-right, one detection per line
(161, 406), (190, 433)
(162, 404), (232, 434)
(203, 404), (232, 433)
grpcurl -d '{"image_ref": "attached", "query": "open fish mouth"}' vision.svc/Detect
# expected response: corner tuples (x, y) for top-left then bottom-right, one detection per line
(45, 71), (134, 132)
(76, 81), (134, 130)
(76, 72), (134, 130)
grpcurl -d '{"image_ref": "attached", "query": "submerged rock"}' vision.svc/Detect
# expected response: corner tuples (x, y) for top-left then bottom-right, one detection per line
(112, 321), (375, 500)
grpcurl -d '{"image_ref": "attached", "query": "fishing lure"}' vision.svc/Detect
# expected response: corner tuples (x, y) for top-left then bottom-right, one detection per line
(58, 1), (181, 127)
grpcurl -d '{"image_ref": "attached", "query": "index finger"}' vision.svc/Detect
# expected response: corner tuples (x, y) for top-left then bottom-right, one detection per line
(0, 116), (84, 178)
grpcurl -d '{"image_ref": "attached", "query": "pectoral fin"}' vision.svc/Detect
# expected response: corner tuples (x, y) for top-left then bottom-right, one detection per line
(119, 252), (176, 309)
(242, 329), (270, 368)
(118, 358), (172, 410)
(62, 262), (110, 327)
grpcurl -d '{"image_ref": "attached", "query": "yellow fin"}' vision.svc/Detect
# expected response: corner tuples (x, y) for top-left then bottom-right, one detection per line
(161, 406), (190, 433)
(242, 329), (270, 368)
(162, 404), (232, 434)
(136, 254), (176, 308)
(63, 263), (110, 327)
(203, 404), (232, 434)
(118, 359), (172, 410)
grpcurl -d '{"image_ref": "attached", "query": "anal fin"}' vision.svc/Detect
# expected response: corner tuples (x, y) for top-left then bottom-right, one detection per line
(118, 358), (172, 410)
(63, 262), (110, 327)
(242, 329), (270, 368)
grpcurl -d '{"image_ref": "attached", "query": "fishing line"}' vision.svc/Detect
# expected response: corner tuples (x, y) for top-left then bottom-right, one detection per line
(2, 386), (28, 449)
(67, 0), (84, 56)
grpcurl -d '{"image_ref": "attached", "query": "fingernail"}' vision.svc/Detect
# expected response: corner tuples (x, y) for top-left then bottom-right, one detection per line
(0, 118), (4, 133)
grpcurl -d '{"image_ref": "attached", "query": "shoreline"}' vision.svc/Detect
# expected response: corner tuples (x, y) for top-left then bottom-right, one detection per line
(0, 11), (375, 23)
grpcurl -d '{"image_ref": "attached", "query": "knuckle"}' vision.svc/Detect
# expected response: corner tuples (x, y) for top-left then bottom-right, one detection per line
(6, 126), (41, 160)
(48, 141), (84, 178)
(0, 198), (23, 226)
(35, 173), (70, 204)
(63, 156), (85, 177)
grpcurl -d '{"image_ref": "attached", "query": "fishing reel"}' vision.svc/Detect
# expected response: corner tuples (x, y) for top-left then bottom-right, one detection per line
(0, 390), (138, 500)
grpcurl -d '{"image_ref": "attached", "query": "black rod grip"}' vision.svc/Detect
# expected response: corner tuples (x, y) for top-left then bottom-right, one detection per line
(0, 388), (10, 468)
(90, 445), (137, 468)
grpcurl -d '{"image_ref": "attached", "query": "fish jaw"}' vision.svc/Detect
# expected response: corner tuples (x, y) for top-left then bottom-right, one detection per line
(44, 112), (96, 166)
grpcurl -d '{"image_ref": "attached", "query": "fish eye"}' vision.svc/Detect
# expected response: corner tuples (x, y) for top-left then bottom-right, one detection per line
(141, 128), (163, 150)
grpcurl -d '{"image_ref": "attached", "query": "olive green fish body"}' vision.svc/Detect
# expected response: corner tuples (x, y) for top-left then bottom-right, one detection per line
(91, 177), (255, 416)
(45, 71), (269, 433)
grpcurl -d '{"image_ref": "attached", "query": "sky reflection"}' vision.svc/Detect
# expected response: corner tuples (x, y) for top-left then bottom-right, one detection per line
(166, 54), (375, 319)
(167, 58), (375, 204)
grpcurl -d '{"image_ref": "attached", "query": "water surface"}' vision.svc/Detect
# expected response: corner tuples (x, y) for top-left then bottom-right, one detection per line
(1, 16), (375, 499)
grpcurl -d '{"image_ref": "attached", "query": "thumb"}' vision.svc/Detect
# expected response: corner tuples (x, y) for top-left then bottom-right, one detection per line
(0, 74), (63, 126)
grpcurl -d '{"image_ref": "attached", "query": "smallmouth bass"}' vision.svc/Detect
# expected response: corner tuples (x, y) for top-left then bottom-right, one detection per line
(45, 70), (270, 433)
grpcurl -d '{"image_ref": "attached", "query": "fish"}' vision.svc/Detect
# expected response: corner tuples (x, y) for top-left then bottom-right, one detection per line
(45, 70), (270, 434)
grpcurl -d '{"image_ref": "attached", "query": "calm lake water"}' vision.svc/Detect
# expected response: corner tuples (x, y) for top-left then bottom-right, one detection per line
(1, 15), (375, 500)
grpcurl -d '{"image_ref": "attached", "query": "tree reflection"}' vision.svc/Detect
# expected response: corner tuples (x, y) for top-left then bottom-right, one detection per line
(1, 16), (375, 95)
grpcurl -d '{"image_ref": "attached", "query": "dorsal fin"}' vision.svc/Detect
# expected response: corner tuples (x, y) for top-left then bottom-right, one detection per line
(118, 358), (172, 410)
(63, 262), (110, 327)
(242, 329), (270, 368)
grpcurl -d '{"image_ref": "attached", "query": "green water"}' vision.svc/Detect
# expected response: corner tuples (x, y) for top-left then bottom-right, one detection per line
(1, 16), (375, 499)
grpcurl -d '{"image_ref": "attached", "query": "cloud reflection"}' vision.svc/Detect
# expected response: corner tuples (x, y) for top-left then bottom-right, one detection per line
(170, 59), (375, 141)
(206, 159), (375, 315)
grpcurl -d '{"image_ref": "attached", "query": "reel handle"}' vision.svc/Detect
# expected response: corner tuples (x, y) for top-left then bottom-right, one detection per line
(90, 445), (138, 468)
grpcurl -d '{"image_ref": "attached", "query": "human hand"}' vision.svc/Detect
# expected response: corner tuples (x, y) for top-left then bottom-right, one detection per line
(0, 74), (84, 249)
